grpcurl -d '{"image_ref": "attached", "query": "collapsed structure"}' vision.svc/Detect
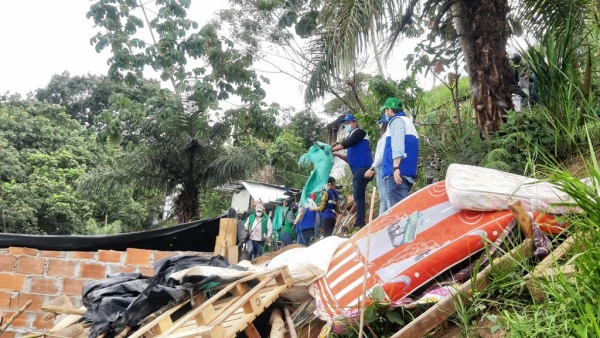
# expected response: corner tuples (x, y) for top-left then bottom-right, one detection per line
(0, 164), (586, 338)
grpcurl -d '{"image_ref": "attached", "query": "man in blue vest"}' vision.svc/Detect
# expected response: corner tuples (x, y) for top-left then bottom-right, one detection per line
(293, 197), (318, 246)
(332, 114), (374, 228)
(310, 176), (341, 237)
(244, 204), (273, 260)
(380, 98), (419, 206)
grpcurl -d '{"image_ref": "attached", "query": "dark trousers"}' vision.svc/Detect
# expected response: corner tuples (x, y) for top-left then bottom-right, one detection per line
(247, 240), (263, 260)
(385, 176), (414, 207)
(297, 228), (313, 247)
(322, 217), (336, 237)
(353, 167), (373, 227)
(281, 232), (294, 247)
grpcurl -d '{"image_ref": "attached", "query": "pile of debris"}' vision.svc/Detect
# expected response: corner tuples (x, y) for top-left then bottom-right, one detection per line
(2, 164), (585, 338)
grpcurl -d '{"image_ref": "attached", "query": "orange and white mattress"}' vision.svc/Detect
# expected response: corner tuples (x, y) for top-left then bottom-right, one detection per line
(446, 163), (577, 214)
(311, 181), (519, 324)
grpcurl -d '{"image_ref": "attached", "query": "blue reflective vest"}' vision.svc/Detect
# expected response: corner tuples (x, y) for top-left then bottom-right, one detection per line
(346, 128), (373, 173)
(382, 112), (419, 178)
(321, 189), (339, 220)
(297, 209), (316, 233)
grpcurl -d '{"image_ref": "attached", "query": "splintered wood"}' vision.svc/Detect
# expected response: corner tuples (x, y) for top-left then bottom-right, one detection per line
(214, 218), (239, 264)
(128, 266), (293, 338)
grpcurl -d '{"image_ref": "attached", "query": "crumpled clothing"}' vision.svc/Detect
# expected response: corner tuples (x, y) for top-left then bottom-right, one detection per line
(298, 142), (334, 207)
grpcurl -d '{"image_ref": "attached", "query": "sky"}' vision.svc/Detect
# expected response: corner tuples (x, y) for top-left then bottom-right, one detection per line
(0, 0), (422, 114)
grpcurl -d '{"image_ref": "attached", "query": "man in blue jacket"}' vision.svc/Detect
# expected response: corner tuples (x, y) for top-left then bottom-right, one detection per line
(332, 114), (374, 228)
(380, 98), (419, 206)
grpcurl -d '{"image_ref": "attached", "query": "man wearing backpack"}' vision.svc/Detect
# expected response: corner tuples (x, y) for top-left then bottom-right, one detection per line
(244, 204), (273, 260)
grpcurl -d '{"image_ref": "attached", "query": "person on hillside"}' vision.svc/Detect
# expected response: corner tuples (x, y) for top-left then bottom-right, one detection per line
(364, 116), (391, 215)
(508, 54), (529, 110)
(244, 204), (273, 260)
(381, 98), (420, 206)
(293, 197), (318, 246)
(331, 113), (374, 228)
(281, 202), (298, 247)
(310, 176), (341, 237)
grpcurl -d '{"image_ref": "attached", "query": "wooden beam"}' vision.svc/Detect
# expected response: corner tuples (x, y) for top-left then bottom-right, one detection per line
(41, 305), (87, 316)
(391, 239), (534, 338)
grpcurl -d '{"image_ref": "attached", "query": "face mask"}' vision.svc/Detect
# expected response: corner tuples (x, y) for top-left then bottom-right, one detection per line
(256, 211), (263, 216)
(344, 124), (352, 132)
(292, 208), (298, 212)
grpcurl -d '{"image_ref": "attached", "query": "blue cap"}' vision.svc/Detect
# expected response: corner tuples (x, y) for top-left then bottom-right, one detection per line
(377, 114), (388, 124)
(342, 114), (357, 122)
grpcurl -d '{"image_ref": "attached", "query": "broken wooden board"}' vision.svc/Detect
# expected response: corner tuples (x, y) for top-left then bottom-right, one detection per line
(214, 218), (239, 264)
(128, 267), (293, 338)
(390, 238), (535, 338)
(525, 236), (577, 301)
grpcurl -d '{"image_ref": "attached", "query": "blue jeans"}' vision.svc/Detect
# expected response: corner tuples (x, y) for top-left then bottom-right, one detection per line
(376, 170), (390, 215)
(385, 175), (414, 207)
(297, 228), (313, 247)
(281, 232), (294, 247)
(247, 240), (263, 260)
(353, 167), (373, 227)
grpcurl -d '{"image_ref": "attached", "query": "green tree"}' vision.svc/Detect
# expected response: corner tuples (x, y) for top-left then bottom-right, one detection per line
(35, 71), (165, 129)
(0, 97), (159, 234)
(288, 109), (326, 149)
(83, 0), (285, 221)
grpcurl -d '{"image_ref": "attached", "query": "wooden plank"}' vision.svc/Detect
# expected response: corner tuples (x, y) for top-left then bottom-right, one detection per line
(391, 239), (534, 338)
(41, 305), (87, 316)
(156, 268), (289, 338)
(132, 269), (283, 338)
(525, 236), (577, 301)
(244, 322), (262, 338)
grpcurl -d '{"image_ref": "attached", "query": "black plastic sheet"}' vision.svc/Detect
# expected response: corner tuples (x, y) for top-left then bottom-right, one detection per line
(0, 215), (224, 252)
(83, 255), (247, 338)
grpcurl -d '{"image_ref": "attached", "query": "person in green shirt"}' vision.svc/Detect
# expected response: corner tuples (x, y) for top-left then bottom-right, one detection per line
(281, 202), (298, 247)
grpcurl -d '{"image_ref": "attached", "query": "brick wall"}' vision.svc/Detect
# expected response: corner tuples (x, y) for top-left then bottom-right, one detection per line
(0, 247), (189, 338)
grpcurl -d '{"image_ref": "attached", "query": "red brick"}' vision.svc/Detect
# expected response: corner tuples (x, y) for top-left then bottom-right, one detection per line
(0, 255), (15, 272)
(0, 292), (12, 308)
(30, 277), (59, 294)
(153, 250), (177, 262)
(62, 279), (87, 296)
(0, 273), (27, 291)
(47, 259), (77, 277)
(1, 311), (30, 327)
(98, 250), (122, 263)
(70, 251), (95, 260)
(0, 331), (16, 338)
(40, 250), (66, 258)
(80, 263), (106, 279)
(138, 267), (155, 277)
(8, 247), (38, 256)
(32, 313), (55, 330)
(16, 257), (45, 275)
(126, 248), (151, 266)
(11, 293), (46, 311)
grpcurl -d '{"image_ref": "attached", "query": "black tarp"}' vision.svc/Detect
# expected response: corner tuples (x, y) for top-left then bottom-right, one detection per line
(83, 255), (246, 338)
(0, 215), (224, 252)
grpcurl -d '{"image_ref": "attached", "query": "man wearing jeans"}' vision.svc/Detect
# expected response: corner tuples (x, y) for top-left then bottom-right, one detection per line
(380, 98), (419, 206)
(332, 114), (373, 228)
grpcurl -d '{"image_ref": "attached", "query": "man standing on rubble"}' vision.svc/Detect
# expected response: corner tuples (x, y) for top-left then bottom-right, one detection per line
(381, 98), (420, 206)
(331, 113), (374, 228)
(244, 204), (273, 260)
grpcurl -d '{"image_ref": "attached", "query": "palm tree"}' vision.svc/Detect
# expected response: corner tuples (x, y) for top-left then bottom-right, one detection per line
(79, 106), (263, 223)
(303, 0), (592, 136)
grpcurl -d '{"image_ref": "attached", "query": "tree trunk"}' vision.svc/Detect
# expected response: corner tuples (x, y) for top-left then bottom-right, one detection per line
(463, 0), (513, 137)
(175, 186), (199, 223)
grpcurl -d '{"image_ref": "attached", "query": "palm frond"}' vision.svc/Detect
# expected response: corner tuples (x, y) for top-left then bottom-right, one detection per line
(204, 146), (265, 186)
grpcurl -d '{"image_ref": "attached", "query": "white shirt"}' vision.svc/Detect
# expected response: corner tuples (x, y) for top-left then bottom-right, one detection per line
(245, 215), (273, 241)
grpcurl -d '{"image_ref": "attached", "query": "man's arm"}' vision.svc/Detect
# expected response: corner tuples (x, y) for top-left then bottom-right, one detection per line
(312, 191), (328, 212)
(389, 118), (406, 184)
(285, 210), (295, 224)
(334, 153), (348, 162)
